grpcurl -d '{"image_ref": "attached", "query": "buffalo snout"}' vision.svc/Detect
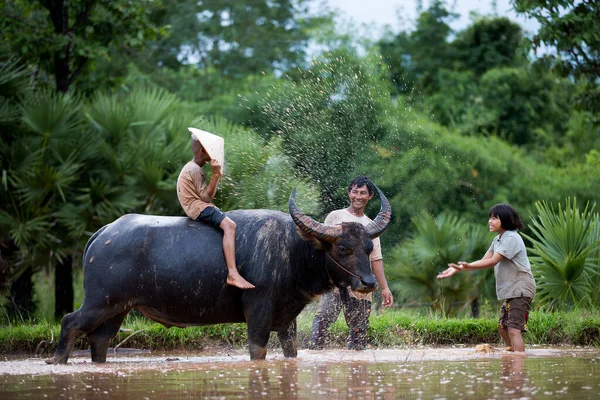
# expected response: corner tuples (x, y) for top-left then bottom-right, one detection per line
(352, 275), (377, 293)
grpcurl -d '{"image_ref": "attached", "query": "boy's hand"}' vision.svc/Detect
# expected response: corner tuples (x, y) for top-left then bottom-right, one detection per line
(210, 159), (222, 178)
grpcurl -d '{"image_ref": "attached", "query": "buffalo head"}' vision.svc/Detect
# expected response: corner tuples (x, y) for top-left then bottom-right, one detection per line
(288, 184), (392, 293)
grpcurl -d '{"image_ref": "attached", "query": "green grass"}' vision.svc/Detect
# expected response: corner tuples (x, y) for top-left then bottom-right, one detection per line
(1, 307), (599, 356)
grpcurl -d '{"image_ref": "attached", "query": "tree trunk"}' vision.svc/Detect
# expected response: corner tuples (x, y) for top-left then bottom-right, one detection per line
(54, 255), (74, 320)
(0, 251), (9, 293)
(7, 267), (36, 322)
(471, 296), (480, 318)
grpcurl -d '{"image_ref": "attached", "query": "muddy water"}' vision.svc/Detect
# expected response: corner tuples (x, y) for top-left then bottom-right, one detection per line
(0, 347), (598, 399)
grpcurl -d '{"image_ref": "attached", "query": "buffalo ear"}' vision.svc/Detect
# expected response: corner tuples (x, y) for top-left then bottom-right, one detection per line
(295, 227), (333, 251)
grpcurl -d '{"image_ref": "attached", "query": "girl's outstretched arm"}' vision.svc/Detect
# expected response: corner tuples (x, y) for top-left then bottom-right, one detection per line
(437, 250), (502, 279)
(459, 251), (504, 270)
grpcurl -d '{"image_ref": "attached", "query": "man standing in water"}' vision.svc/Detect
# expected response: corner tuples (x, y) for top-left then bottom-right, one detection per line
(177, 128), (254, 289)
(309, 176), (394, 350)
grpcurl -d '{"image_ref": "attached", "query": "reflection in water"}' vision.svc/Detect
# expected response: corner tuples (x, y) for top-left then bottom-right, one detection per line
(501, 354), (526, 397)
(1, 351), (599, 399)
(248, 361), (299, 398)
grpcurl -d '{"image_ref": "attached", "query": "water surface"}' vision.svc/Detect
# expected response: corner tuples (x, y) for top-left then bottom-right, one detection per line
(1, 347), (598, 399)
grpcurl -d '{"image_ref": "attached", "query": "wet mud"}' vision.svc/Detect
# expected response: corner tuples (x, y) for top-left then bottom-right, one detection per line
(0, 346), (596, 376)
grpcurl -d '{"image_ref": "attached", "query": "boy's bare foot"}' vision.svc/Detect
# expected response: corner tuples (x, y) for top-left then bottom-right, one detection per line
(227, 273), (255, 289)
(504, 346), (513, 352)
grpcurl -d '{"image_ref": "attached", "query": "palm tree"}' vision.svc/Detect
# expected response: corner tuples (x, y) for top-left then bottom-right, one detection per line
(524, 198), (600, 311)
(388, 211), (493, 316)
(1, 56), (89, 320)
(0, 57), (33, 306)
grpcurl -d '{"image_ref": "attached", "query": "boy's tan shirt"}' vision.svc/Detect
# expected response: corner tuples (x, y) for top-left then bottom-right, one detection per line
(177, 161), (215, 220)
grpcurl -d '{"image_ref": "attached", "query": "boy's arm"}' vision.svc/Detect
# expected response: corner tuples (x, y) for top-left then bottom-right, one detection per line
(205, 159), (222, 200)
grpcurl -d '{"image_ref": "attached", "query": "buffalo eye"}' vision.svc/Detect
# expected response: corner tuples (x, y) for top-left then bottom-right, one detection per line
(337, 245), (353, 255)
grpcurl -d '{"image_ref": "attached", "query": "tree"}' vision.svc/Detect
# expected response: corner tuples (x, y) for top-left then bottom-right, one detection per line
(254, 52), (391, 211)
(452, 17), (525, 77)
(472, 66), (571, 147)
(0, 0), (165, 93)
(0, 65), (89, 319)
(513, 0), (599, 81)
(129, 0), (325, 80)
(524, 198), (600, 311)
(513, 0), (600, 116)
(379, 0), (457, 97)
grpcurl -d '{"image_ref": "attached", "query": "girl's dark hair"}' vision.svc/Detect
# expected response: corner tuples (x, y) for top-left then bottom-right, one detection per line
(488, 203), (524, 230)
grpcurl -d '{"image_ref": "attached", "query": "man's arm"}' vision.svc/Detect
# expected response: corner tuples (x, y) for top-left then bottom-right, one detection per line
(372, 259), (393, 308)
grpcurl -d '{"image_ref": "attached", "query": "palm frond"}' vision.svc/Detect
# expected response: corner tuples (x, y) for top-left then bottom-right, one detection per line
(0, 57), (31, 98)
(524, 198), (599, 310)
(127, 87), (179, 135)
(86, 92), (134, 145)
(21, 89), (83, 141)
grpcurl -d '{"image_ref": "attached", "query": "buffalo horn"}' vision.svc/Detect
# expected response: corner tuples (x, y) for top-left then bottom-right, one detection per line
(365, 184), (392, 239)
(288, 189), (342, 242)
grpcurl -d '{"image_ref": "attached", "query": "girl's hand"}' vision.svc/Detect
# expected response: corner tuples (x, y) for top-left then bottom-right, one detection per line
(437, 264), (460, 279)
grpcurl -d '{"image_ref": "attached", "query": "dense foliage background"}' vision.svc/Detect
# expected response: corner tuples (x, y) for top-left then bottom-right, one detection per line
(1, 0), (598, 324)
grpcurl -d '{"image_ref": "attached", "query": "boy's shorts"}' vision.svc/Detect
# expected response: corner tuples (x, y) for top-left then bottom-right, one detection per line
(499, 297), (532, 332)
(196, 206), (226, 227)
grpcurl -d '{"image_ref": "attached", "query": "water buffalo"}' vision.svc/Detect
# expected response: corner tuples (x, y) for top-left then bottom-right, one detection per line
(46, 187), (391, 364)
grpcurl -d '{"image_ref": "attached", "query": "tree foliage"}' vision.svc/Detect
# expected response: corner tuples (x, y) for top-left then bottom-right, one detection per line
(514, 0), (600, 118)
(0, 0), (166, 92)
(514, 0), (600, 81)
(254, 52), (391, 211)
(378, 0), (457, 97)
(387, 211), (493, 316)
(524, 199), (600, 311)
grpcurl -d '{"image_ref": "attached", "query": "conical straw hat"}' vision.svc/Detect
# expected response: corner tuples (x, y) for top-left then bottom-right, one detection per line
(188, 127), (225, 167)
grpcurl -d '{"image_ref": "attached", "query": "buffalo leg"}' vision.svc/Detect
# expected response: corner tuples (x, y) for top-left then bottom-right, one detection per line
(87, 311), (129, 363)
(46, 306), (125, 364)
(277, 319), (298, 358)
(247, 324), (270, 360)
(45, 310), (85, 364)
(246, 309), (271, 360)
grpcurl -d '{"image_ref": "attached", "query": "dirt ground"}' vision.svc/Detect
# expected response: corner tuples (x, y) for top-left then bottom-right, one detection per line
(2, 345), (597, 376)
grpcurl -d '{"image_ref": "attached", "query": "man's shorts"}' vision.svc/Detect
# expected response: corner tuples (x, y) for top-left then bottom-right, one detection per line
(196, 206), (226, 228)
(499, 297), (532, 332)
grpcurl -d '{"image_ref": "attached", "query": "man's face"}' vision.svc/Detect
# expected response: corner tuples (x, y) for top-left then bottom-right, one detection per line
(348, 184), (373, 211)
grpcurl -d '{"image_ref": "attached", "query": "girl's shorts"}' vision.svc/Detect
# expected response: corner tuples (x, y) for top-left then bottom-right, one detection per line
(499, 297), (532, 332)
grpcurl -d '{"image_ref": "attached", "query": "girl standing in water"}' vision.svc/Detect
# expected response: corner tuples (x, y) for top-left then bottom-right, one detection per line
(437, 203), (536, 352)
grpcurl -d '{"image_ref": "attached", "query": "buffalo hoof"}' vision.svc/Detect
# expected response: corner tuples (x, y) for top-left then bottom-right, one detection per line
(44, 355), (67, 365)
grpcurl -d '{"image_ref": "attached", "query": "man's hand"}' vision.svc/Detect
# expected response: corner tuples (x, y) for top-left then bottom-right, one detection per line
(381, 288), (394, 308)
(210, 159), (222, 178)
(436, 263), (463, 279)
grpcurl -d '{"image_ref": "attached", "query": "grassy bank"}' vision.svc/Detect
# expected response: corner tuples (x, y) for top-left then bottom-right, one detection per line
(2, 308), (599, 356)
